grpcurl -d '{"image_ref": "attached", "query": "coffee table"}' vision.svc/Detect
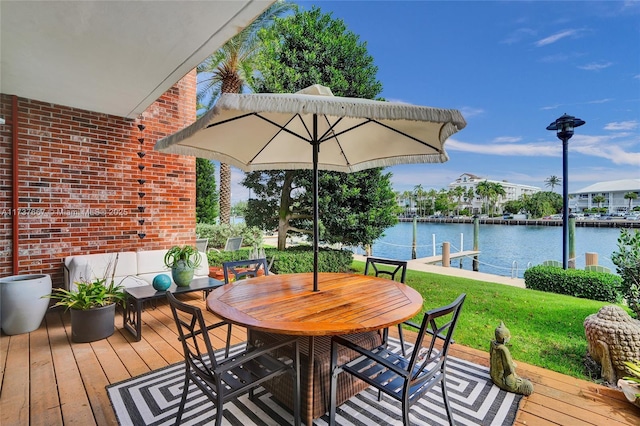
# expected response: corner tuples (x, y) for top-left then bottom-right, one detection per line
(123, 276), (223, 341)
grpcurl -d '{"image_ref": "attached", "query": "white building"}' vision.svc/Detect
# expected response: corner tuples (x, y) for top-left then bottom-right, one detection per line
(570, 179), (640, 214)
(448, 173), (541, 214)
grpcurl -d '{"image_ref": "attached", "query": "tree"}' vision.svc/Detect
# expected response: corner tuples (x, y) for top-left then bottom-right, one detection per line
(545, 175), (561, 191)
(503, 200), (524, 214)
(196, 1), (295, 225)
(625, 192), (638, 210)
(522, 191), (563, 218)
(488, 182), (506, 215)
(195, 158), (218, 223)
(475, 180), (491, 215)
(464, 187), (475, 213)
(413, 184), (425, 217)
(451, 185), (465, 216)
(593, 194), (606, 210)
(245, 7), (387, 250)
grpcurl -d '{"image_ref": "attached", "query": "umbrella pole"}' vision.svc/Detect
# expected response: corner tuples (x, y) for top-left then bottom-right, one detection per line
(313, 114), (319, 292)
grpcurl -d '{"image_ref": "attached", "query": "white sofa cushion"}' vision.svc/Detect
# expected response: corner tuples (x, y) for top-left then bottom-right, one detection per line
(66, 252), (138, 291)
(65, 249), (210, 289)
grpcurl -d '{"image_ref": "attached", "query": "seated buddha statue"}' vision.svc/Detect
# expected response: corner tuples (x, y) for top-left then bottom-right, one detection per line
(490, 322), (534, 396)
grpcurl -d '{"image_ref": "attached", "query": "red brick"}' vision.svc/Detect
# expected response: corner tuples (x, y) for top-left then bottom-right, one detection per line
(1, 70), (198, 287)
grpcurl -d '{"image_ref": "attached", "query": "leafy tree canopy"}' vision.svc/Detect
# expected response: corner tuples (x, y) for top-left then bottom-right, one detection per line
(195, 158), (218, 224)
(243, 6), (394, 249)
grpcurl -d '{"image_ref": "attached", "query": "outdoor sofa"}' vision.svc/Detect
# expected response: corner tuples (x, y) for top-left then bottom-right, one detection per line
(63, 249), (209, 291)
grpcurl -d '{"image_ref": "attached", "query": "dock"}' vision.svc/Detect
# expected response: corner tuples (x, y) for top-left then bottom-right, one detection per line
(416, 250), (481, 264)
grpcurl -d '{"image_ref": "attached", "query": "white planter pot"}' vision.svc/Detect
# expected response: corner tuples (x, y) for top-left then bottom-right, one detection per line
(0, 274), (52, 335)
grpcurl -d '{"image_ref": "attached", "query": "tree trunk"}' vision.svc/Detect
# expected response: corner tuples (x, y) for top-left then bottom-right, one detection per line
(219, 163), (231, 225)
(277, 171), (295, 250)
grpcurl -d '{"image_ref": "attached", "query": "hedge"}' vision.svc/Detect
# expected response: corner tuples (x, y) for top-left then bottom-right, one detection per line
(207, 246), (353, 274)
(523, 265), (622, 303)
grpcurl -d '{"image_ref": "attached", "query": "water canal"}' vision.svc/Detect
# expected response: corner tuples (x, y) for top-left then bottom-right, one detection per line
(350, 222), (626, 278)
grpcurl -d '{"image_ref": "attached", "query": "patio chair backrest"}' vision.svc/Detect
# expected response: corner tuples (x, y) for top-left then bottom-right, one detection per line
(410, 293), (466, 381)
(364, 257), (407, 283)
(166, 291), (219, 373)
(195, 238), (208, 252)
(222, 258), (269, 283)
(224, 237), (243, 251)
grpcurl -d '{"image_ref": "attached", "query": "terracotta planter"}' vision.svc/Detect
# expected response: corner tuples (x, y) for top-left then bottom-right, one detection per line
(70, 303), (116, 343)
(209, 267), (224, 280)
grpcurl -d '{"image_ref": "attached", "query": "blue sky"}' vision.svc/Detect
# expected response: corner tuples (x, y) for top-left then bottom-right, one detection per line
(228, 0), (640, 204)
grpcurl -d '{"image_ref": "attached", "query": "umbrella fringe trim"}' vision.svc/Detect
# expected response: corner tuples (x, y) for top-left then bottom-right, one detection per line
(216, 93), (467, 128)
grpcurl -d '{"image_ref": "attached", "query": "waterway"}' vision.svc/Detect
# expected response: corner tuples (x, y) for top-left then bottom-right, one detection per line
(348, 222), (626, 278)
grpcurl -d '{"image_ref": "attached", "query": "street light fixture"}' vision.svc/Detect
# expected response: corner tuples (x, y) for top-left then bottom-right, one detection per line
(547, 113), (585, 270)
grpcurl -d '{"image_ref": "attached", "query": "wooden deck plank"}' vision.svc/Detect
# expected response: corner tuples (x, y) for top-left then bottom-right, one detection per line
(29, 318), (63, 426)
(2, 300), (639, 426)
(45, 311), (96, 426)
(105, 330), (151, 378)
(61, 313), (117, 425)
(0, 333), (30, 425)
(89, 338), (130, 385)
(0, 329), (10, 389)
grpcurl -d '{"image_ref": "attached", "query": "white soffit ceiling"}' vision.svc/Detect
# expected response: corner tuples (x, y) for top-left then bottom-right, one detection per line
(0, 0), (272, 118)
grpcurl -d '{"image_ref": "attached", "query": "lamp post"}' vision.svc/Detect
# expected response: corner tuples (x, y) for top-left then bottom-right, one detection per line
(546, 113), (585, 269)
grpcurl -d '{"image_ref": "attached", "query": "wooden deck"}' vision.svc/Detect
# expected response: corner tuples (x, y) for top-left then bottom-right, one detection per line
(1, 292), (638, 425)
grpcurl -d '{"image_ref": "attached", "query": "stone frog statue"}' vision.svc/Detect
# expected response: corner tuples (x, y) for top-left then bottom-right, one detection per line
(490, 322), (534, 396)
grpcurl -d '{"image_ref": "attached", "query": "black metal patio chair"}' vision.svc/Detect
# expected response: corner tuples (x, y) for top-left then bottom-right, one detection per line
(166, 291), (300, 426)
(329, 293), (466, 426)
(364, 256), (412, 355)
(218, 258), (270, 356)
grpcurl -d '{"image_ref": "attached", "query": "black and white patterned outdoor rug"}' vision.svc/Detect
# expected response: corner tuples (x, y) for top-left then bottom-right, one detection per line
(107, 338), (522, 425)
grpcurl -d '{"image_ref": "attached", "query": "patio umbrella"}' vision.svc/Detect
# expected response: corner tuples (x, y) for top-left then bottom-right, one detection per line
(155, 84), (466, 291)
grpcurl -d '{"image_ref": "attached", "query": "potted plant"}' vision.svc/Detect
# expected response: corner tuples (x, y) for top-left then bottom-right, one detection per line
(48, 277), (125, 343)
(164, 245), (202, 287)
(618, 360), (640, 408)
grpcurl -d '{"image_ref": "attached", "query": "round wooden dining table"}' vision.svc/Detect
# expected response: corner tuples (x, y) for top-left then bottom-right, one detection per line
(206, 272), (423, 424)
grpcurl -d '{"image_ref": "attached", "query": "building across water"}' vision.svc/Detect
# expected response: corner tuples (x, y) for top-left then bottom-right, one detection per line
(570, 179), (640, 215)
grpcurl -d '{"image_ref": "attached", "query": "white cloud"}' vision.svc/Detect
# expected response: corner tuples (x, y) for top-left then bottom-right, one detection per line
(446, 138), (559, 157)
(459, 107), (485, 118)
(604, 120), (638, 131)
(535, 29), (581, 47)
(501, 28), (536, 45)
(570, 134), (640, 166)
(635, 74), (640, 79)
(578, 62), (613, 71)
(493, 136), (523, 143)
(446, 134), (640, 167)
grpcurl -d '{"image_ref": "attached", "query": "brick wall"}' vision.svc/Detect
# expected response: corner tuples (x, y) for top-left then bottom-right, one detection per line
(0, 70), (198, 287)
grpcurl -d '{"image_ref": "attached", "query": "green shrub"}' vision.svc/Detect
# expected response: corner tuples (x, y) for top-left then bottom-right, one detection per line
(207, 248), (255, 267)
(611, 229), (640, 318)
(524, 265), (622, 303)
(267, 247), (353, 274)
(196, 223), (263, 249)
(207, 246), (353, 273)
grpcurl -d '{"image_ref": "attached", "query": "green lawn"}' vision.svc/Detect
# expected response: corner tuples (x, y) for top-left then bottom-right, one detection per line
(353, 261), (624, 380)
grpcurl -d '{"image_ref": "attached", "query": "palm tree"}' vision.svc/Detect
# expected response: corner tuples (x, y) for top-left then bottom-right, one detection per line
(545, 175), (561, 191)
(592, 194), (606, 211)
(413, 184), (425, 216)
(475, 180), (491, 215)
(196, 1), (295, 224)
(451, 185), (465, 215)
(465, 187), (475, 214)
(624, 191), (638, 211)
(489, 182), (506, 215)
(427, 188), (438, 215)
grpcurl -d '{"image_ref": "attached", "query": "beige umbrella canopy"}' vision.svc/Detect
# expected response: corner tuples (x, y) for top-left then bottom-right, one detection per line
(155, 84), (466, 290)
